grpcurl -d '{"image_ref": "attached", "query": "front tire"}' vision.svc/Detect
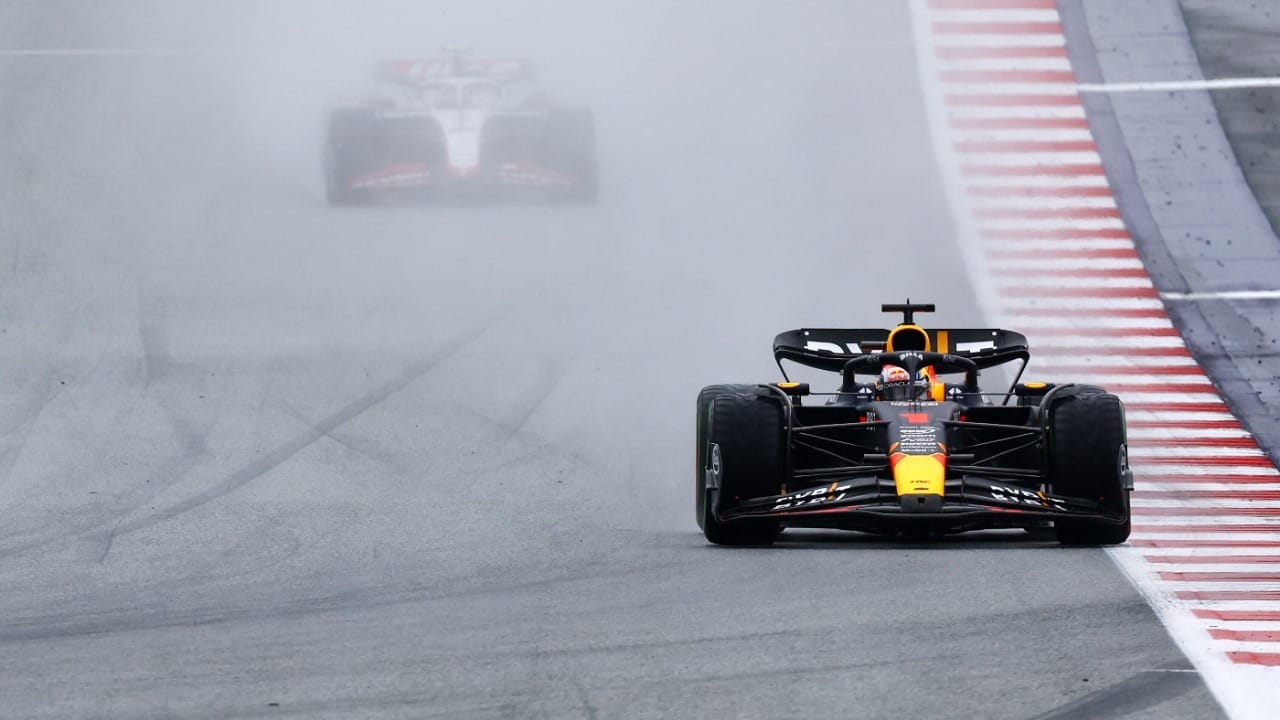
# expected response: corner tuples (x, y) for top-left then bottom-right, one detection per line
(324, 108), (378, 206)
(1048, 390), (1132, 546)
(695, 385), (784, 546)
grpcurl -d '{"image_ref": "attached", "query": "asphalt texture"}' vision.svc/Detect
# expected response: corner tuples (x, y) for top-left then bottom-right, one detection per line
(0, 2), (1223, 718)
(1176, 0), (1280, 463)
(1181, 0), (1280, 237)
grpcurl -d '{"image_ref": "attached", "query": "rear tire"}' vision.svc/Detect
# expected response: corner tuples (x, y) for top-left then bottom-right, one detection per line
(1048, 390), (1131, 546)
(695, 385), (784, 546)
(546, 106), (597, 204)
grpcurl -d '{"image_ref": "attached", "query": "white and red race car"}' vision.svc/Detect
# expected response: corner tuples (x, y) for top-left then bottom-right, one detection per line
(323, 53), (596, 205)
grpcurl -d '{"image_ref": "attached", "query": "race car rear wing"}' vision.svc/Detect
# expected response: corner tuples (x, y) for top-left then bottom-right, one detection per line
(772, 327), (1030, 375)
(376, 57), (535, 86)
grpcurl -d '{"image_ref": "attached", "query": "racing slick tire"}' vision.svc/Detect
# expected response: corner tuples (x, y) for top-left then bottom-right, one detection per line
(324, 107), (378, 206)
(696, 384), (747, 535)
(696, 385), (785, 546)
(1047, 389), (1132, 546)
(546, 106), (597, 204)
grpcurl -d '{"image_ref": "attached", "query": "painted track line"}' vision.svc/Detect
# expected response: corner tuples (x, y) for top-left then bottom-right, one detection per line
(1163, 290), (1280, 302)
(1079, 78), (1280, 93)
(0, 48), (229, 57)
(909, 1), (1280, 717)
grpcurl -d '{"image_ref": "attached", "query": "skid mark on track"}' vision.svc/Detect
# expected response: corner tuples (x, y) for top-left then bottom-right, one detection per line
(134, 276), (171, 386)
(0, 553), (696, 643)
(0, 311), (84, 505)
(0, 371), (63, 485)
(99, 310), (508, 539)
(499, 357), (574, 446)
(0, 278), (213, 558)
(276, 400), (424, 479)
(0, 409), (209, 560)
(0, 310), (82, 487)
(88, 411), (211, 562)
(1026, 663), (1202, 720)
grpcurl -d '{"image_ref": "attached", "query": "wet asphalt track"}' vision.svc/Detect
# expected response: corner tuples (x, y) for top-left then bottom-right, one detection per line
(0, 2), (1226, 718)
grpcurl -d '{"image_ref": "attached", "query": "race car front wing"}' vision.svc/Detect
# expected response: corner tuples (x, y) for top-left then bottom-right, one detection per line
(719, 474), (1127, 533)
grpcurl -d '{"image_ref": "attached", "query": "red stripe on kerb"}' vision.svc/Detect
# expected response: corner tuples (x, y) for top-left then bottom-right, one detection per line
(1211, 629), (1280, 642)
(1160, 571), (1280, 581)
(1133, 456), (1272, 467)
(1137, 524), (1280, 533)
(1179, 590), (1280, 600)
(963, 164), (1105, 178)
(936, 45), (1068, 60)
(1016, 311), (1169, 323)
(1135, 507), (1280, 517)
(946, 93), (1081, 107)
(1140, 491), (1280, 503)
(1007, 268), (1146, 279)
(1004, 267), (1150, 280)
(942, 70), (1077, 84)
(992, 248), (1136, 261)
(1227, 652), (1280, 666)
(956, 140), (1098, 154)
(1133, 475), (1274, 484)
(1146, 520), (1280, 532)
(1031, 346), (1188, 357)
(1043, 365), (1202, 376)
(1139, 541), (1280, 550)
(975, 207), (1120, 221)
(1195, 609), (1280, 621)
(1130, 435), (1254, 447)
(933, 21), (1064, 35)
(980, 225), (1128, 239)
(970, 186), (1116, 199)
(928, 0), (1058, 9)
(1148, 555), (1280, 564)
(997, 286), (1158, 298)
(1111, 383), (1218, 394)
(1126, 403), (1231, 413)
(951, 117), (1090, 131)
(1137, 421), (1248, 435)
(1031, 327), (1178, 338)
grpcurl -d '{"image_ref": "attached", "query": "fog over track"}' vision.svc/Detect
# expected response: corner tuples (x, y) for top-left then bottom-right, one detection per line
(0, 2), (1224, 718)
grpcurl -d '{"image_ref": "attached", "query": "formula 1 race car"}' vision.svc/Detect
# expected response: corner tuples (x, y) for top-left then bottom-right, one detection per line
(323, 50), (596, 205)
(695, 302), (1133, 546)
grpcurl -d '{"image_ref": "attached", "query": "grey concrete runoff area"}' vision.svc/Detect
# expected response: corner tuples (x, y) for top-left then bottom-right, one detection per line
(1070, 0), (1280, 464)
(0, 2), (1220, 719)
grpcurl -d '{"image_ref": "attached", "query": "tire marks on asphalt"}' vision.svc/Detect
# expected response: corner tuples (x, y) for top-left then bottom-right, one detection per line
(0, 547), (696, 643)
(95, 308), (511, 541)
(135, 276), (172, 386)
(0, 278), (213, 559)
(499, 357), (574, 447)
(1027, 664), (1203, 720)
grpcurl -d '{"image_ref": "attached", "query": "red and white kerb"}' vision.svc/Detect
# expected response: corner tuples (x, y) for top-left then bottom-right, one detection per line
(910, 1), (1280, 717)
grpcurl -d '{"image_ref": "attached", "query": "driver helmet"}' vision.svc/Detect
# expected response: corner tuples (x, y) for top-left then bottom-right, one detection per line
(878, 365), (929, 401)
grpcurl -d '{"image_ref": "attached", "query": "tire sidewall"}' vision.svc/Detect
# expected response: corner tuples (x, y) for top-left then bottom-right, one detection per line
(1047, 388), (1132, 545)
